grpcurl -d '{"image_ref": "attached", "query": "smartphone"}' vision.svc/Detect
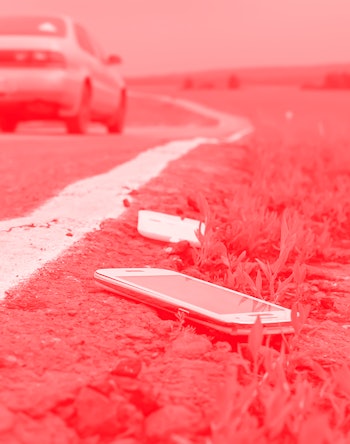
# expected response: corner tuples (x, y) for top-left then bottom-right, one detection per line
(137, 210), (204, 247)
(94, 268), (294, 336)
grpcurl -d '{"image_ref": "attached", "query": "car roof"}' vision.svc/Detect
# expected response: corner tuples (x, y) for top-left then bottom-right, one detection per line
(0, 13), (71, 21)
(0, 14), (77, 39)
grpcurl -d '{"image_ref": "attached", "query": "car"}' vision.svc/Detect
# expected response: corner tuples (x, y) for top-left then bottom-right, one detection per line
(0, 14), (127, 134)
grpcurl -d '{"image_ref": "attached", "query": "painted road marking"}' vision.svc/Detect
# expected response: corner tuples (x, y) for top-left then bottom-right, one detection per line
(0, 97), (253, 298)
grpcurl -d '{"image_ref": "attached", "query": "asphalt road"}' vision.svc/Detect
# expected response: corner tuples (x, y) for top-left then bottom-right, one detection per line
(0, 93), (250, 221)
(0, 127), (164, 220)
(0, 92), (252, 298)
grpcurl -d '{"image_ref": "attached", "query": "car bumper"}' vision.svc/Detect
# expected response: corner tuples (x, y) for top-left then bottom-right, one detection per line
(0, 68), (81, 118)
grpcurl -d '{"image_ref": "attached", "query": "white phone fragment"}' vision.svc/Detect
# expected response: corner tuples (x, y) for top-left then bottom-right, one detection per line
(137, 210), (205, 246)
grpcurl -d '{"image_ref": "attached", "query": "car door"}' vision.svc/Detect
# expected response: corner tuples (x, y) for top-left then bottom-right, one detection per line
(73, 23), (117, 116)
(88, 31), (123, 114)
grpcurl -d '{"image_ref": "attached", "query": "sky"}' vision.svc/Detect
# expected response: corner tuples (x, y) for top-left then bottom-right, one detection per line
(1, 0), (350, 75)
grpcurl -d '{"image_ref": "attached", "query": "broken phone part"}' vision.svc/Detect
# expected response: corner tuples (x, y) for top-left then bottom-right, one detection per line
(137, 210), (205, 247)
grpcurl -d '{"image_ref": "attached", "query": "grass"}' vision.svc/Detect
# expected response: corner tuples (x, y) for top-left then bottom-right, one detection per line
(180, 127), (350, 442)
(123, 87), (350, 442)
(191, 131), (350, 299)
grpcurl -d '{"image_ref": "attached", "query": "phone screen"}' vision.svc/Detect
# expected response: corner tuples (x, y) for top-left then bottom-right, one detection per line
(120, 274), (284, 315)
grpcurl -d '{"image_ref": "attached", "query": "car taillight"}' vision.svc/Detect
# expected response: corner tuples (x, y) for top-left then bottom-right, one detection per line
(0, 50), (66, 68)
(31, 50), (66, 67)
(14, 51), (30, 63)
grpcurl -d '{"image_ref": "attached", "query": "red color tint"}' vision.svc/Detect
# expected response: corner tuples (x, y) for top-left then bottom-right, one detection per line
(1, 85), (350, 441)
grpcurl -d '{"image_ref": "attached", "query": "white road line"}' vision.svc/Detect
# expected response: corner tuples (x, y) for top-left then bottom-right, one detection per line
(0, 96), (253, 298)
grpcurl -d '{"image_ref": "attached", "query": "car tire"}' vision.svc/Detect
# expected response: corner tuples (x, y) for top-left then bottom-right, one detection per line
(66, 84), (91, 135)
(1, 117), (18, 133)
(106, 93), (126, 134)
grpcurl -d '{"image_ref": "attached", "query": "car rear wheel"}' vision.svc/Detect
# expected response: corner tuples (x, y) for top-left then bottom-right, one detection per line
(66, 84), (91, 135)
(106, 93), (126, 134)
(0, 117), (18, 133)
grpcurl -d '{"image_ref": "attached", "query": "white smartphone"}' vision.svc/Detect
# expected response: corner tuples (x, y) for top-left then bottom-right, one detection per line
(94, 268), (294, 336)
(137, 210), (204, 247)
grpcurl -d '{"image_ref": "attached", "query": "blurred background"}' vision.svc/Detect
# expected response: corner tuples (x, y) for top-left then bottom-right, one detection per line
(2, 0), (349, 78)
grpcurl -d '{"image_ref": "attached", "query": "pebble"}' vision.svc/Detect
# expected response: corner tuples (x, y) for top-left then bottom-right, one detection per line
(0, 405), (15, 433)
(111, 357), (143, 378)
(169, 331), (212, 359)
(145, 405), (207, 440)
(74, 387), (119, 437)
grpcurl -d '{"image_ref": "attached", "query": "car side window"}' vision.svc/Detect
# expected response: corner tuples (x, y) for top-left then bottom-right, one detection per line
(74, 23), (96, 57)
(91, 37), (106, 63)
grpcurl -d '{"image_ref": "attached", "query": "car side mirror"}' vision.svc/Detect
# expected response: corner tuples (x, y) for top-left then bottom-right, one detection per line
(106, 54), (122, 65)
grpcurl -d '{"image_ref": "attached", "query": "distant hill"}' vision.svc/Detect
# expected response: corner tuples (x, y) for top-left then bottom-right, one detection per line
(126, 63), (350, 88)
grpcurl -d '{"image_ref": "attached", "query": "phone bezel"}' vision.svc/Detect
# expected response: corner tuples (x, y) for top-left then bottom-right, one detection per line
(94, 268), (292, 326)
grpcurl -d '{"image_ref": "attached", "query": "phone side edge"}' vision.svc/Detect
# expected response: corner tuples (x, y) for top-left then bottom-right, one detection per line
(94, 270), (292, 326)
(94, 268), (177, 277)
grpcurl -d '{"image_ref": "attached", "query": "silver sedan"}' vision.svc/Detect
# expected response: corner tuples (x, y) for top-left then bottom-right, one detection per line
(0, 15), (127, 134)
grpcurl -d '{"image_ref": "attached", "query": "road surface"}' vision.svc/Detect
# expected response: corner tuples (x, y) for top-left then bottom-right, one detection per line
(0, 92), (252, 297)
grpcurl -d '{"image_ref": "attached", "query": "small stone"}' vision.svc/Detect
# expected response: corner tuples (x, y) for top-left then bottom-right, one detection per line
(0, 405), (15, 433)
(122, 326), (154, 340)
(0, 355), (19, 368)
(169, 331), (212, 359)
(74, 387), (119, 437)
(145, 405), (206, 440)
(67, 310), (78, 317)
(87, 316), (98, 325)
(111, 357), (142, 378)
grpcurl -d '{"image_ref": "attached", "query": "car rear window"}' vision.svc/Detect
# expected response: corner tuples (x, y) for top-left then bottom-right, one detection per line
(0, 16), (67, 37)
